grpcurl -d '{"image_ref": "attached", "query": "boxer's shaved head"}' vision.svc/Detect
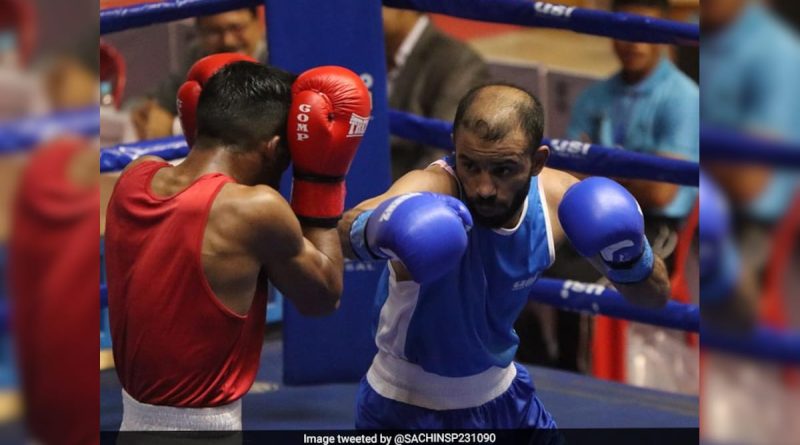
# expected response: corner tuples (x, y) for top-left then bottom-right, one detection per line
(452, 84), (548, 228)
(454, 84), (544, 151)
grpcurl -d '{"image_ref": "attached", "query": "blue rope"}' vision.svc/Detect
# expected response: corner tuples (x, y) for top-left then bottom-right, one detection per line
(0, 107), (100, 153)
(100, 0), (698, 44)
(389, 109), (699, 186)
(384, 0), (698, 45)
(529, 278), (699, 332)
(101, 0), (262, 35)
(101, 136), (189, 172)
(701, 125), (800, 169)
(702, 325), (800, 365)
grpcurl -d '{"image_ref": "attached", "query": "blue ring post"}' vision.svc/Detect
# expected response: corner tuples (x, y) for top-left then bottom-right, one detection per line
(266, 0), (391, 384)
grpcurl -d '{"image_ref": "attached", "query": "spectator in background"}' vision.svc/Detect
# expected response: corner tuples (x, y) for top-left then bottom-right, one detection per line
(0, 0), (41, 119)
(42, 28), (99, 112)
(131, 7), (266, 141)
(518, 0), (699, 381)
(567, 0), (698, 268)
(701, 5), (800, 442)
(701, 0), (800, 328)
(383, 7), (489, 180)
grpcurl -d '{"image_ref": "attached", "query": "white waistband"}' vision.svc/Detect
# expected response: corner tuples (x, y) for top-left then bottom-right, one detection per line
(366, 350), (517, 411)
(120, 389), (242, 431)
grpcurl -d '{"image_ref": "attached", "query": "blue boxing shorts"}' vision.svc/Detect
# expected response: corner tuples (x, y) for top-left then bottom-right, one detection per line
(355, 363), (556, 429)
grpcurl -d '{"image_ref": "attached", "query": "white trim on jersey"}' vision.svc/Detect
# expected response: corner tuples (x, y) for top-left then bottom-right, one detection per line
(537, 177), (557, 267)
(367, 350), (517, 411)
(492, 196), (529, 236)
(374, 262), (422, 361)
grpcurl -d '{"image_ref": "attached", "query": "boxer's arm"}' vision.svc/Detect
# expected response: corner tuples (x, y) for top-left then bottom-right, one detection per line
(612, 256), (670, 309)
(246, 186), (342, 316)
(338, 166), (458, 259)
(544, 170), (670, 309)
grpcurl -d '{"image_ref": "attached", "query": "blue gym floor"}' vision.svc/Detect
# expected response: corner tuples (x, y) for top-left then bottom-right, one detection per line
(100, 338), (698, 430)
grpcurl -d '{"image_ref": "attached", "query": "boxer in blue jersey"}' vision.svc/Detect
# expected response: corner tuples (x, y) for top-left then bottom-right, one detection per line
(338, 84), (672, 430)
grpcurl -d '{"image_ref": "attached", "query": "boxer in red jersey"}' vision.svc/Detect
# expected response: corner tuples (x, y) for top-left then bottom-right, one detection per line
(105, 57), (370, 430)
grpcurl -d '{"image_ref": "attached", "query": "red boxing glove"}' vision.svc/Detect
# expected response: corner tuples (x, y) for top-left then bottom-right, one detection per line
(288, 66), (371, 227)
(176, 53), (257, 146)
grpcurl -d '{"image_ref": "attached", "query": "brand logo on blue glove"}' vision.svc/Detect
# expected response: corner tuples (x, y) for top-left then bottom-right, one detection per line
(379, 193), (422, 222)
(600, 239), (636, 263)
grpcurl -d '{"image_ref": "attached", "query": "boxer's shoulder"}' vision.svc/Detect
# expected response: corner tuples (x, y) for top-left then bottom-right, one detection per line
(214, 183), (288, 221)
(409, 164), (458, 197)
(212, 183), (298, 242)
(538, 167), (578, 244)
(121, 155), (166, 173)
(539, 167), (579, 205)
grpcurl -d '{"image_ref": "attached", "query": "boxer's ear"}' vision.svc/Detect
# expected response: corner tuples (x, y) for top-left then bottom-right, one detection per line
(530, 145), (549, 176)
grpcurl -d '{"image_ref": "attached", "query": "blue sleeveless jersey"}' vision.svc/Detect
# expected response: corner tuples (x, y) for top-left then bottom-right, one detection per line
(372, 156), (555, 378)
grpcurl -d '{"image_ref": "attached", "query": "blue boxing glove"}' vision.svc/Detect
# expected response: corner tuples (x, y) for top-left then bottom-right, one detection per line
(558, 177), (654, 284)
(350, 192), (472, 283)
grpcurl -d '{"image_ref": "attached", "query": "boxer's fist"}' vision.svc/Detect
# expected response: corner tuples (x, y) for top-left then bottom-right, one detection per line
(558, 177), (653, 284)
(177, 53), (257, 146)
(288, 66), (371, 226)
(365, 193), (472, 283)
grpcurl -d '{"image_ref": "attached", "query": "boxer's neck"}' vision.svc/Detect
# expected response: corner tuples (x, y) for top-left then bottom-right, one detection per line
(500, 202), (525, 229)
(178, 146), (272, 186)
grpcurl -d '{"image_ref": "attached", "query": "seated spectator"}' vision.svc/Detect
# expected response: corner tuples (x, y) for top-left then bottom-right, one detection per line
(383, 7), (489, 179)
(131, 7), (266, 141)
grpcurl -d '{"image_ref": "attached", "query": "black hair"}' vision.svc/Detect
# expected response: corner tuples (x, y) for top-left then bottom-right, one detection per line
(453, 82), (545, 150)
(195, 61), (295, 150)
(612, 0), (668, 12)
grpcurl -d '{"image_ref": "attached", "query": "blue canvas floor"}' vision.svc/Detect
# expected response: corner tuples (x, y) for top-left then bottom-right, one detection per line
(100, 339), (698, 430)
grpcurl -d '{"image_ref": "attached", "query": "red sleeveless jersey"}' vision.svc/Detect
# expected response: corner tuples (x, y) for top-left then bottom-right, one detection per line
(105, 161), (268, 407)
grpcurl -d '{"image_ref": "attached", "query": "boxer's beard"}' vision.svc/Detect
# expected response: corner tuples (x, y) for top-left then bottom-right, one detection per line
(466, 176), (531, 228)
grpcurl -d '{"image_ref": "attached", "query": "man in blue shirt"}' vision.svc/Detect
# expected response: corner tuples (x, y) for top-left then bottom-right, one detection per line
(542, 0), (698, 375)
(702, 0), (799, 222)
(568, 0), (699, 226)
(701, 0), (800, 328)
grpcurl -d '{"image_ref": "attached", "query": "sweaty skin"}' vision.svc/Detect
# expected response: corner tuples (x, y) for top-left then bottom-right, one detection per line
(125, 144), (342, 317)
